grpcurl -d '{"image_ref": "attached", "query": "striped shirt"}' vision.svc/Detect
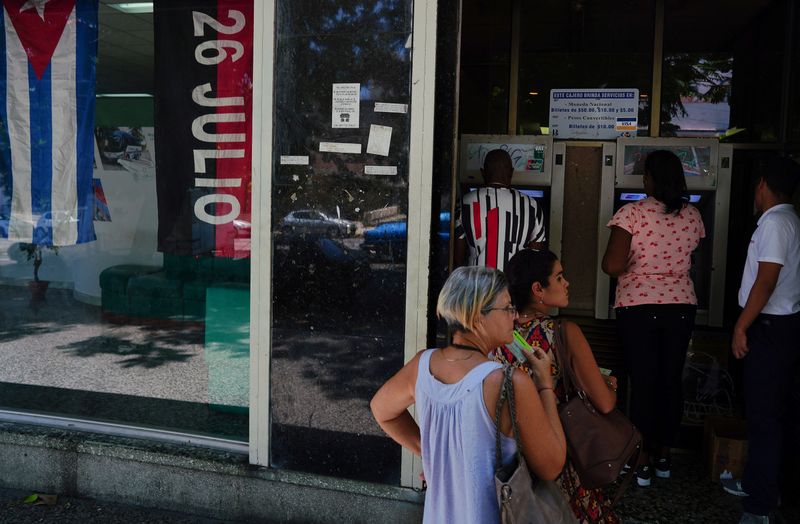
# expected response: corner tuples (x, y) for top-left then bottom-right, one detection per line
(455, 187), (546, 271)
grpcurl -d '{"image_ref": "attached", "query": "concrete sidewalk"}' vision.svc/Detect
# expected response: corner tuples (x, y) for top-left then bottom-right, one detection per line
(0, 487), (239, 523)
(4, 452), (800, 523)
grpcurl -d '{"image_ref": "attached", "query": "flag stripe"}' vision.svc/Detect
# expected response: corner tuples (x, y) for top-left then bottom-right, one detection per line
(30, 63), (53, 245)
(0, 7), (10, 238)
(5, 8), (32, 240)
(51, 5), (77, 245)
(75, 0), (96, 244)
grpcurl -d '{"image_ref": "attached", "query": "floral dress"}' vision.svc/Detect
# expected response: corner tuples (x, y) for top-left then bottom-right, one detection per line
(492, 316), (620, 524)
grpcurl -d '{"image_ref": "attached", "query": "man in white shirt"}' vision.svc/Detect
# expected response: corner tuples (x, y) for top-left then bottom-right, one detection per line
(723, 157), (800, 524)
(453, 149), (546, 271)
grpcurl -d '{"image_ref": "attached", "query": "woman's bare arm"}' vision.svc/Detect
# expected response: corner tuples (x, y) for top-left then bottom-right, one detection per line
(486, 354), (567, 480)
(563, 321), (617, 413)
(370, 352), (423, 456)
(602, 226), (632, 277)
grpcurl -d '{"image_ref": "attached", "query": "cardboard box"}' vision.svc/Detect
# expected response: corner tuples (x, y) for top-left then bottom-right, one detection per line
(705, 415), (748, 481)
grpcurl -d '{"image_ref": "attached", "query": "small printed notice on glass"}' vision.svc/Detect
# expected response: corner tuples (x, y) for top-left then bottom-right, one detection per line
(364, 165), (397, 175)
(280, 155), (309, 165)
(319, 142), (362, 154)
(366, 125), (392, 156)
(374, 102), (408, 114)
(332, 83), (360, 128)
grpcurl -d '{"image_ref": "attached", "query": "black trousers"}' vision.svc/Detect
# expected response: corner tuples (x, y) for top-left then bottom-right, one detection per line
(616, 304), (696, 452)
(742, 312), (800, 516)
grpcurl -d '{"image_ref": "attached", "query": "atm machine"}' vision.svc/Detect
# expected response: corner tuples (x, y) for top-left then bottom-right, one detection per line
(594, 138), (733, 327)
(458, 135), (567, 258)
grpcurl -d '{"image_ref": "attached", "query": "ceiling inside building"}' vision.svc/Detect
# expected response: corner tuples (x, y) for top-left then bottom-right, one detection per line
(97, 1), (154, 94)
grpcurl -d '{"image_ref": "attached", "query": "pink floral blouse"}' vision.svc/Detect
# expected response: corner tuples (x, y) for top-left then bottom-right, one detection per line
(607, 196), (705, 308)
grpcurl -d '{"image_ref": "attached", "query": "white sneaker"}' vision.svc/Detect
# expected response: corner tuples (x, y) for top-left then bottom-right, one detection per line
(738, 512), (770, 523)
(722, 478), (748, 497)
(635, 465), (652, 487)
(654, 457), (670, 479)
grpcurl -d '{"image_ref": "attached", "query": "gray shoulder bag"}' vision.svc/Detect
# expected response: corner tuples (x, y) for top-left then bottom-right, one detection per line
(494, 365), (577, 524)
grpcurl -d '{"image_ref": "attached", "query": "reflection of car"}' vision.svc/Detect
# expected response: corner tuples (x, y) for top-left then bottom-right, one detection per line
(363, 212), (450, 261)
(281, 210), (356, 237)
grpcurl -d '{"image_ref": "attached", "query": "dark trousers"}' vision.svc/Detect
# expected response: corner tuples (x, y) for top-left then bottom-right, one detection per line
(742, 312), (800, 516)
(616, 304), (696, 452)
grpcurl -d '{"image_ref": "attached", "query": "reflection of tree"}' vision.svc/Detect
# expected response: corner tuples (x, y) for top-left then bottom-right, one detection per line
(660, 54), (732, 135)
(274, 1), (413, 223)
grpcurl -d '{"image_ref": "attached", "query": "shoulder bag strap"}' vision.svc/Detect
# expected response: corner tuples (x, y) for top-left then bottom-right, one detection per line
(556, 322), (641, 506)
(495, 365), (523, 472)
(552, 319), (578, 399)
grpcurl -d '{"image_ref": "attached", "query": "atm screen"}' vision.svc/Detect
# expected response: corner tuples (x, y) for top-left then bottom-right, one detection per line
(622, 145), (713, 177)
(518, 189), (545, 199)
(469, 187), (545, 199)
(620, 192), (700, 203)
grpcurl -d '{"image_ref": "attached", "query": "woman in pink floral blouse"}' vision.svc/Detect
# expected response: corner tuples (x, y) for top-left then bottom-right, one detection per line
(602, 150), (705, 488)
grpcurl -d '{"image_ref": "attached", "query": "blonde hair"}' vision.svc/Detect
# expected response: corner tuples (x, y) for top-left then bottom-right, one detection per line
(437, 266), (508, 332)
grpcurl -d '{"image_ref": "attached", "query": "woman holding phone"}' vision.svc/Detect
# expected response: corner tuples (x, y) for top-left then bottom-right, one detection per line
(494, 248), (619, 523)
(371, 266), (567, 524)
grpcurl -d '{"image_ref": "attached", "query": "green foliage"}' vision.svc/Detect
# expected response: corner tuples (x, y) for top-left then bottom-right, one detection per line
(660, 54), (733, 134)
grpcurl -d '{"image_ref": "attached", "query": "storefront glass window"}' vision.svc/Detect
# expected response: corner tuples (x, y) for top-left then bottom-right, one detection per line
(789, 6), (800, 142)
(0, 2), (251, 441)
(271, 0), (413, 484)
(459, 0), (513, 134)
(661, 0), (785, 141)
(515, 0), (654, 136)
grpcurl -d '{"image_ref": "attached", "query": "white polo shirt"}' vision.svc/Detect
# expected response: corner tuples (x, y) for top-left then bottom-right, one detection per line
(738, 204), (800, 315)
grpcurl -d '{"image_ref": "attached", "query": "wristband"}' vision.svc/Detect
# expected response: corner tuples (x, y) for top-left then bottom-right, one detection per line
(537, 387), (554, 394)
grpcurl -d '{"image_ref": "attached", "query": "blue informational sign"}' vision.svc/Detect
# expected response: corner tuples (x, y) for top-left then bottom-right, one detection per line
(549, 88), (639, 139)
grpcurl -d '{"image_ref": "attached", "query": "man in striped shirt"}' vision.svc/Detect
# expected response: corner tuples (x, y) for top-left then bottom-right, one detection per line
(454, 149), (546, 271)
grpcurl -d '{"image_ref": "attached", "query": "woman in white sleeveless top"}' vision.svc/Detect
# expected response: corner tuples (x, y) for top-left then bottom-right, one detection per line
(371, 266), (567, 524)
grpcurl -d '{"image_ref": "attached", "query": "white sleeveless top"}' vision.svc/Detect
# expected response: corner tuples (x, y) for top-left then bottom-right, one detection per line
(416, 349), (516, 524)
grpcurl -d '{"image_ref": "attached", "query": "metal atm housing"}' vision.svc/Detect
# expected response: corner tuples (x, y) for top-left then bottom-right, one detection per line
(458, 135), (567, 258)
(594, 138), (732, 327)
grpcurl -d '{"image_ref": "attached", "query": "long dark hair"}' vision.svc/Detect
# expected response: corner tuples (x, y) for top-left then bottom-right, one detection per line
(505, 249), (558, 310)
(645, 150), (687, 214)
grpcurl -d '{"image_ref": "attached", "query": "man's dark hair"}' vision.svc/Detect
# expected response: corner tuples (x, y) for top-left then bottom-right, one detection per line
(760, 156), (800, 199)
(482, 149), (513, 183)
(505, 249), (559, 310)
(645, 150), (687, 215)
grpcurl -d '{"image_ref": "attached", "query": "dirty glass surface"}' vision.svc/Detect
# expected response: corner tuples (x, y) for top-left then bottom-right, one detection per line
(270, 1), (412, 483)
(459, 0), (513, 134)
(0, 2), (249, 441)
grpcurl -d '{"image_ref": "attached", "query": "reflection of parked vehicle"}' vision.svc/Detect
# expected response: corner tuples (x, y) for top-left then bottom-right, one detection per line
(363, 212), (450, 262)
(281, 210), (357, 237)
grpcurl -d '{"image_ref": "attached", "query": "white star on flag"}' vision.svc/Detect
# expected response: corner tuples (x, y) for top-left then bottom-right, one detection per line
(20, 0), (50, 20)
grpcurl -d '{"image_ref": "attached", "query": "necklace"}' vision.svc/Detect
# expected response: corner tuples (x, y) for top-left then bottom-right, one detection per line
(452, 343), (484, 353)
(517, 310), (545, 321)
(443, 352), (474, 362)
(443, 343), (485, 362)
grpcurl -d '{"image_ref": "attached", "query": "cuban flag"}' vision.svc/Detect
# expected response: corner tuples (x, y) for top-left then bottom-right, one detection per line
(0, 0), (97, 246)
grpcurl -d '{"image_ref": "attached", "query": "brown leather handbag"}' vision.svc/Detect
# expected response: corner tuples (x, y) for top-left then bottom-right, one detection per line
(553, 320), (642, 493)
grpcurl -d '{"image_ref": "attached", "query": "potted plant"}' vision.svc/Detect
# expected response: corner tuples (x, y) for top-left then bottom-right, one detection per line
(19, 243), (58, 300)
